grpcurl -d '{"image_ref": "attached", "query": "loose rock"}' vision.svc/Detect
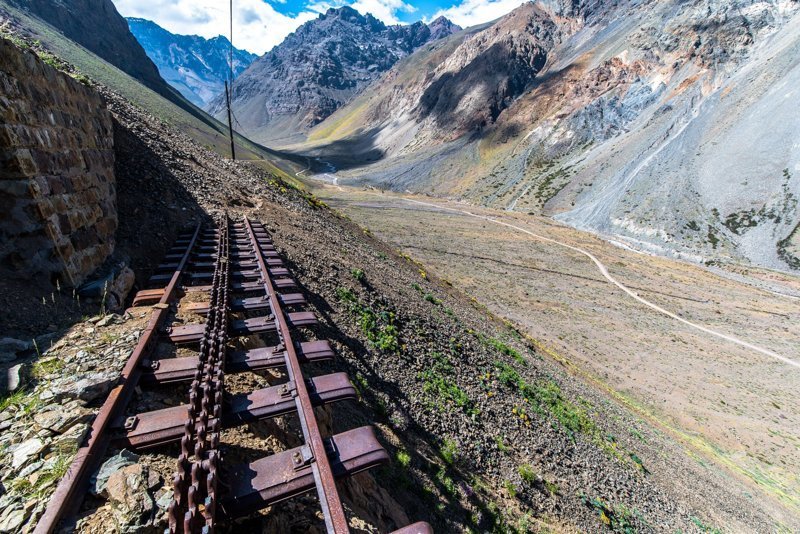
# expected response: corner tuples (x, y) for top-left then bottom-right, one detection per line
(105, 463), (156, 532)
(11, 438), (44, 469)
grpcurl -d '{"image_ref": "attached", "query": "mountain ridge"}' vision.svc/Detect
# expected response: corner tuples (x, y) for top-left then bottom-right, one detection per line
(127, 17), (257, 107)
(207, 6), (461, 145)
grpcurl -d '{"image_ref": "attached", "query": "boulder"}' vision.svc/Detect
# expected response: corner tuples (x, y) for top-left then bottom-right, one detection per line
(54, 371), (116, 403)
(1, 363), (30, 395)
(0, 506), (28, 533)
(105, 463), (156, 532)
(92, 449), (139, 496)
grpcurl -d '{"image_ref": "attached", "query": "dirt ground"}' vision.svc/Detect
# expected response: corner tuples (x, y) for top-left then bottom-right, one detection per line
(312, 184), (800, 526)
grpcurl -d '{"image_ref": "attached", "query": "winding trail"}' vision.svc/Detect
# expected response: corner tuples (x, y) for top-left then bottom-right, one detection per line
(392, 195), (800, 370)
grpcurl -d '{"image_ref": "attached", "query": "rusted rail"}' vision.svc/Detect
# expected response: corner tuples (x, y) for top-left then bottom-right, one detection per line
(244, 217), (349, 532)
(34, 216), (431, 534)
(34, 223), (203, 534)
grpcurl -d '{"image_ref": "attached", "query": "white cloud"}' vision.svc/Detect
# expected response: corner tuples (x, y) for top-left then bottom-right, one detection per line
(305, 0), (415, 24)
(350, 0), (416, 23)
(429, 0), (526, 27)
(113, 0), (317, 54)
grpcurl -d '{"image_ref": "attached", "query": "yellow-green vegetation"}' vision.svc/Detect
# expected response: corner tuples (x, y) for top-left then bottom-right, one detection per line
(419, 353), (477, 415)
(350, 268), (366, 282)
(0, 388), (39, 414)
(484, 336), (527, 366)
(582, 495), (645, 533)
(32, 357), (65, 379)
(494, 360), (638, 468)
(335, 287), (400, 352)
(440, 438), (459, 465)
(504, 479), (518, 499)
(424, 293), (442, 305)
(10, 454), (70, 499)
(396, 449), (411, 468)
(684, 517), (723, 534)
(518, 464), (536, 484)
(495, 435), (509, 453)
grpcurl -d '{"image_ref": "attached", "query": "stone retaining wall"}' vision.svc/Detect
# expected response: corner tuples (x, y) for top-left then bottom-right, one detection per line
(0, 38), (116, 285)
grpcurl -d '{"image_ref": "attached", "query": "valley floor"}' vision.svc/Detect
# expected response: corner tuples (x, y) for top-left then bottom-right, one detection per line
(311, 182), (800, 528)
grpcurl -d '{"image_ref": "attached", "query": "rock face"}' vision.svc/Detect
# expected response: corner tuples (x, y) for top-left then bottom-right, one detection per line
(0, 38), (116, 286)
(207, 7), (460, 144)
(305, 0), (800, 271)
(127, 17), (257, 107)
(6, 0), (170, 99)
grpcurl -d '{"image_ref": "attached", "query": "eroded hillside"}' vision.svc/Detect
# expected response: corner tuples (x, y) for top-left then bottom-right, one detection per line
(301, 0), (800, 272)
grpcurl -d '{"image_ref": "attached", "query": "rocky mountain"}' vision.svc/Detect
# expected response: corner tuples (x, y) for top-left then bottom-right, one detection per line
(127, 17), (257, 107)
(207, 7), (460, 144)
(304, 0), (800, 272)
(5, 0), (171, 98)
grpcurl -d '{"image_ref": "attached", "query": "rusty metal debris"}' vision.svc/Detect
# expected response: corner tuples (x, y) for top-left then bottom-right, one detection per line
(34, 217), (431, 534)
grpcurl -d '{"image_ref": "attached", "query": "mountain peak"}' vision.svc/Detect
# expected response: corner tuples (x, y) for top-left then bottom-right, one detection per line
(427, 16), (461, 39)
(210, 6), (461, 143)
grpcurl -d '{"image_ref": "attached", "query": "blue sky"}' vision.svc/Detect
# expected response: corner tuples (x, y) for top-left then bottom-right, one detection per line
(113, 0), (528, 54)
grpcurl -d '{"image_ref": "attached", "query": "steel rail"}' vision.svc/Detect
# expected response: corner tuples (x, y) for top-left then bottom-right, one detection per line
(242, 217), (350, 533)
(34, 223), (204, 534)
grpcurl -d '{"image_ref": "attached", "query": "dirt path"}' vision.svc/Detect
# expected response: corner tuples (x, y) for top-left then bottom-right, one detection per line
(398, 196), (800, 370)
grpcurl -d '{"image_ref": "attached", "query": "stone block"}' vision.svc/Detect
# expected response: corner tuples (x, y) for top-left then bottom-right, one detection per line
(0, 124), (17, 145)
(34, 199), (57, 220)
(0, 148), (37, 176)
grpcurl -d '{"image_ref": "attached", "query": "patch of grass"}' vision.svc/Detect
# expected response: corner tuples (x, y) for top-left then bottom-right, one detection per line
(495, 435), (509, 453)
(503, 479), (518, 499)
(350, 268), (365, 282)
(419, 354), (477, 415)
(11, 454), (70, 499)
(352, 373), (368, 398)
(99, 331), (119, 344)
(690, 516), (722, 534)
(486, 337), (526, 365)
(629, 452), (648, 473)
(707, 226), (720, 249)
(71, 72), (91, 86)
(0, 389), (40, 415)
(583, 495), (643, 533)
(518, 464), (536, 485)
(396, 449), (411, 469)
(336, 287), (400, 352)
(441, 438), (459, 466)
(424, 293), (442, 305)
(495, 362), (597, 439)
(32, 357), (65, 379)
(435, 465), (457, 497)
(544, 480), (559, 495)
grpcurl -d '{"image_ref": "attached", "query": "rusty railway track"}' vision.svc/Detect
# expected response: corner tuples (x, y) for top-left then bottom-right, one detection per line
(34, 215), (431, 534)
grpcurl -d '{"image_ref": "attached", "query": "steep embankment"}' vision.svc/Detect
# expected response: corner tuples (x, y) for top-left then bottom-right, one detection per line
(207, 7), (460, 145)
(5, 0), (171, 99)
(127, 17), (256, 107)
(304, 0), (800, 271)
